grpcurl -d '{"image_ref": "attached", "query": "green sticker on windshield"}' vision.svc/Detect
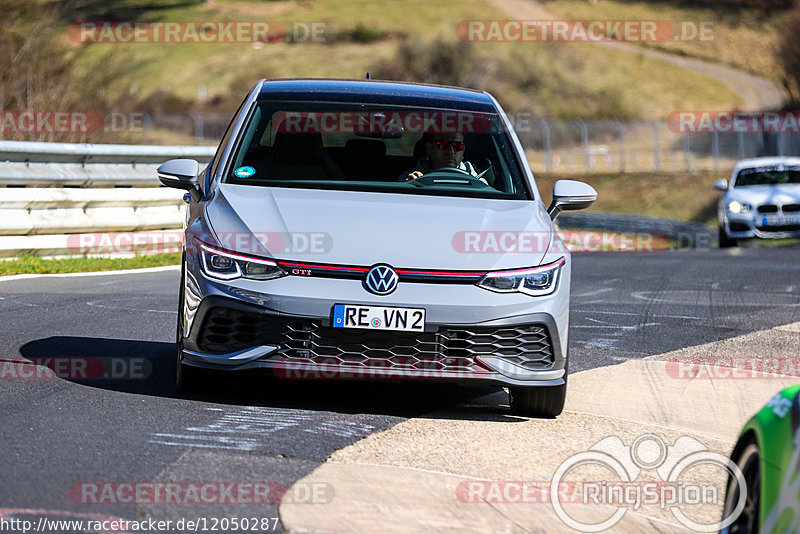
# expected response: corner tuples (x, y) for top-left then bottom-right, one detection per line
(233, 166), (256, 178)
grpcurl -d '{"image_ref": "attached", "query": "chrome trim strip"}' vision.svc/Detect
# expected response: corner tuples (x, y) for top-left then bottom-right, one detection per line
(182, 359), (566, 387)
(476, 356), (563, 381)
(182, 344), (279, 366)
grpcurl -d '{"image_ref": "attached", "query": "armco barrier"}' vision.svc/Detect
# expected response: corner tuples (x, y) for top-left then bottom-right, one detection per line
(0, 188), (186, 236)
(0, 140), (215, 256)
(0, 140), (215, 187)
(557, 212), (714, 248)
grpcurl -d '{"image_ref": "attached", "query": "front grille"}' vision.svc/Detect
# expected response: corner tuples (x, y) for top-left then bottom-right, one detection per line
(757, 204), (778, 213)
(756, 224), (800, 233)
(196, 307), (554, 371)
(782, 204), (800, 213)
(197, 308), (287, 354)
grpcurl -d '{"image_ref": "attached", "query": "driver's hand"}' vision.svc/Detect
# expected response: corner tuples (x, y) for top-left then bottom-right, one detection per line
(405, 171), (423, 181)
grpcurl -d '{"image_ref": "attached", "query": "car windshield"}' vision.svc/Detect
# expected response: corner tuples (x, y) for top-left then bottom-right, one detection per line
(733, 165), (800, 187)
(224, 101), (531, 200)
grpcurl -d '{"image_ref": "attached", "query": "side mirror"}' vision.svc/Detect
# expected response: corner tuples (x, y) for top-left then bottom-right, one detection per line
(714, 179), (728, 191)
(547, 179), (597, 221)
(157, 159), (201, 201)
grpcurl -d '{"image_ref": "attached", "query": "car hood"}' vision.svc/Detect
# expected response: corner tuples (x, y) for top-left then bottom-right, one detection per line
(728, 184), (800, 206)
(204, 184), (554, 270)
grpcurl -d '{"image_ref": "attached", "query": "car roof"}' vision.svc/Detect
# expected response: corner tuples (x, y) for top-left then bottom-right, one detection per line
(255, 78), (497, 112)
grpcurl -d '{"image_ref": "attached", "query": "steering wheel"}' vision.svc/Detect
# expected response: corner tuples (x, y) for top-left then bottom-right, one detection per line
(430, 166), (473, 176)
(406, 167), (487, 187)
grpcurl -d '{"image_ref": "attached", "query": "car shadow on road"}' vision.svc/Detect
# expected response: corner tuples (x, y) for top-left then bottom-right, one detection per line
(17, 336), (526, 422)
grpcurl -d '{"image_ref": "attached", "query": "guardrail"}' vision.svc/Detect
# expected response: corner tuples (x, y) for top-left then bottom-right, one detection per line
(0, 188), (186, 237)
(0, 141), (209, 256)
(557, 212), (714, 248)
(0, 141), (215, 187)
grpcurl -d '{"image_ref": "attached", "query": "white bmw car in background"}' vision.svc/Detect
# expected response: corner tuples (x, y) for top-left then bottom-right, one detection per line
(157, 78), (597, 417)
(716, 156), (800, 247)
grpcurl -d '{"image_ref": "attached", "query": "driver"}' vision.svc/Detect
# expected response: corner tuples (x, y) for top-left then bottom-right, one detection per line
(401, 132), (487, 183)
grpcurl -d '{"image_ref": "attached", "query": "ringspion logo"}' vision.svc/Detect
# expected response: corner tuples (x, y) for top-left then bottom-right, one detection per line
(549, 434), (743, 532)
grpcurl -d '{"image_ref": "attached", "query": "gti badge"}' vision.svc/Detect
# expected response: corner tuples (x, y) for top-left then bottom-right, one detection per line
(365, 264), (399, 295)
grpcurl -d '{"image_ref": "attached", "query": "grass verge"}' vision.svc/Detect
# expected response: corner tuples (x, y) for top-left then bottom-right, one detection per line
(539, 0), (784, 82)
(534, 170), (723, 225)
(56, 0), (742, 127)
(0, 252), (181, 276)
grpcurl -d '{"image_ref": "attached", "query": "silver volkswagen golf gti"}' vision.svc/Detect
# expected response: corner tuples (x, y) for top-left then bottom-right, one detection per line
(158, 79), (596, 417)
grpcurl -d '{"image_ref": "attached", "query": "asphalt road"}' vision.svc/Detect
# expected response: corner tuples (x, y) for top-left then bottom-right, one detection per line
(1, 245), (798, 532)
(570, 246), (800, 371)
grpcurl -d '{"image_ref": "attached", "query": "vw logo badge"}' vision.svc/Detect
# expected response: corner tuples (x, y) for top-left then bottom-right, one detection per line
(365, 264), (399, 295)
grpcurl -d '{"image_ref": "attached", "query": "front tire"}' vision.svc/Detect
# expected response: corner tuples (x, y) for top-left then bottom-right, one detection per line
(720, 435), (760, 533)
(176, 355), (205, 392)
(176, 256), (205, 392)
(509, 380), (566, 418)
(719, 225), (738, 248)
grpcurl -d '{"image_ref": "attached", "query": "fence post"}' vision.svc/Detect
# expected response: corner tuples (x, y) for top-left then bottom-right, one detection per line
(577, 119), (590, 172)
(538, 119), (552, 172)
(613, 119), (625, 172)
(738, 131), (745, 159)
(191, 112), (204, 145)
(712, 131), (719, 171)
(684, 132), (691, 171)
(143, 114), (153, 137)
(649, 120), (660, 172)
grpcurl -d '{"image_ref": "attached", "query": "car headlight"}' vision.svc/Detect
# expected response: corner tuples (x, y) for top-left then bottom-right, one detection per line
(196, 239), (286, 281)
(476, 257), (565, 296)
(727, 200), (751, 214)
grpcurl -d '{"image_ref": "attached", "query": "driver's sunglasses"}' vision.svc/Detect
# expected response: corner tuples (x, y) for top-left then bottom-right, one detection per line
(433, 139), (466, 151)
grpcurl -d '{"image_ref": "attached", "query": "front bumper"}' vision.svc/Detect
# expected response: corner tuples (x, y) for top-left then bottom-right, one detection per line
(181, 295), (567, 388)
(724, 214), (800, 239)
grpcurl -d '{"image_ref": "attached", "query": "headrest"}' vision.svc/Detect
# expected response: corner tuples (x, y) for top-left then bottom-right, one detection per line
(272, 132), (324, 162)
(345, 139), (387, 159)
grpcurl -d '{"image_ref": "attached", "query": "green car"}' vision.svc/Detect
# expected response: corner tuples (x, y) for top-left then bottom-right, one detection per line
(722, 384), (800, 533)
